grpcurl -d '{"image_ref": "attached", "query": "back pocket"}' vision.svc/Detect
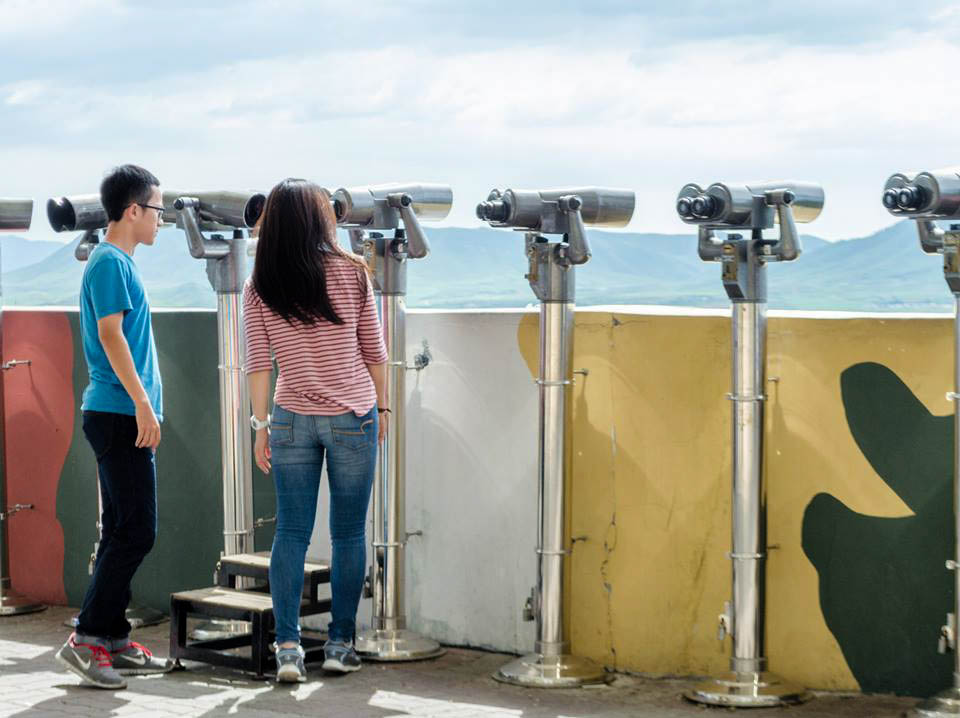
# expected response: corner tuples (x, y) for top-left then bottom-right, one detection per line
(331, 418), (374, 451)
(269, 407), (295, 446)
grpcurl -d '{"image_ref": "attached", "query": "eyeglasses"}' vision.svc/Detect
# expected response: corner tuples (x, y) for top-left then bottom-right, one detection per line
(135, 203), (165, 219)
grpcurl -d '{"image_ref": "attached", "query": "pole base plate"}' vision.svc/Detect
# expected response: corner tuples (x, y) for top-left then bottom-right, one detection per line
(493, 652), (608, 688)
(189, 619), (251, 641)
(0, 589), (46, 617)
(912, 687), (960, 716)
(355, 628), (444, 662)
(684, 671), (811, 708)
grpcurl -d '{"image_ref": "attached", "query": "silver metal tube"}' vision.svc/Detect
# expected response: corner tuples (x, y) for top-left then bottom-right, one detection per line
(730, 301), (767, 671)
(0, 199), (33, 232)
(744, 181), (825, 224)
(335, 184), (453, 226)
(165, 190), (265, 229)
(954, 296), (960, 688)
(47, 194), (106, 232)
(217, 292), (254, 557)
(371, 294), (407, 632)
(356, 252), (442, 660)
(535, 301), (574, 656)
(494, 296), (603, 686)
(536, 188), (635, 227)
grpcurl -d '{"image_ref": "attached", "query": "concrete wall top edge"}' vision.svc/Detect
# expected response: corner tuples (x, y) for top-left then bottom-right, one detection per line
(6, 305), (955, 320)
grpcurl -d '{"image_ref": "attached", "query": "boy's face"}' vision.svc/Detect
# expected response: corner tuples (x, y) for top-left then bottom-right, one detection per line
(134, 186), (164, 246)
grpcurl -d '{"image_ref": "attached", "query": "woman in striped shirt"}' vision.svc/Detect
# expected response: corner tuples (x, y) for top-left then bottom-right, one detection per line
(243, 178), (387, 682)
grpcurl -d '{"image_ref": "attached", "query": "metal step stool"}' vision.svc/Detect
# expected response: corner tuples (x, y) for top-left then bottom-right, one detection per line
(216, 551), (330, 603)
(170, 553), (332, 678)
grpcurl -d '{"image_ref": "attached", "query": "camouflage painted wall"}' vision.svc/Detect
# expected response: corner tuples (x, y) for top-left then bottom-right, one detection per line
(4, 306), (955, 695)
(4, 309), (275, 612)
(516, 309), (954, 696)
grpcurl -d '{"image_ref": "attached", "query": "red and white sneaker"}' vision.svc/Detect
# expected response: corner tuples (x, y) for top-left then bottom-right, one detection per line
(55, 633), (127, 689)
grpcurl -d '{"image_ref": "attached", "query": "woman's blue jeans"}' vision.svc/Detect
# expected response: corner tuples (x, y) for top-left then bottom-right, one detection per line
(268, 404), (377, 645)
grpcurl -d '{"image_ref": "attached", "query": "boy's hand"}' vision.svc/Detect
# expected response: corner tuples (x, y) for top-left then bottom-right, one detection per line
(134, 399), (161, 450)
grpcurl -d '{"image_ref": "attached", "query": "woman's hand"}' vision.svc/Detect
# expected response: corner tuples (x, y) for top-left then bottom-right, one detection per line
(378, 411), (388, 444)
(254, 429), (271, 474)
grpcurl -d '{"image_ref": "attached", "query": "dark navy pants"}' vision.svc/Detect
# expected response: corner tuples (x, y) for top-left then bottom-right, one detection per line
(76, 411), (158, 640)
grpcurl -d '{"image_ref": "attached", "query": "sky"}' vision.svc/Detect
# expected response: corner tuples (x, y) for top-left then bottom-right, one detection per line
(3, 0), (960, 243)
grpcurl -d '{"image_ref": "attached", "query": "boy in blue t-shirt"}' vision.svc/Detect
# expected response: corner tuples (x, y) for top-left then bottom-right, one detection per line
(55, 165), (173, 688)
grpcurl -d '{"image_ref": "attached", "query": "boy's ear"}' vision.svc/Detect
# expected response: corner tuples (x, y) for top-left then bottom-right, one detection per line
(841, 361), (951, 512)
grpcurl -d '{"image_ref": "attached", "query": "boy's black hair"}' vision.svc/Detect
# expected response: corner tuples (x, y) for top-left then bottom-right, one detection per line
(100, 164), (161, 223)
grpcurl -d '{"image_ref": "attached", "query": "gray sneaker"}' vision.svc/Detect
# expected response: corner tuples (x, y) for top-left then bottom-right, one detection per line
(111, 641), (174, 676)
(55, 634), (127, 689)
(275, 644), (306, 683)
(322, 640), (361, 673)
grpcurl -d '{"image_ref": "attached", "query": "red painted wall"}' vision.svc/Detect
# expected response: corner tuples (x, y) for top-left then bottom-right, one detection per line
(3, 311), (71, 604)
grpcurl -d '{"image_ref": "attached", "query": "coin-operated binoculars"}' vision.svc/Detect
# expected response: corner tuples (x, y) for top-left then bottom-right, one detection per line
(677, 180), (824, 707)
(333, 183), (451, 661)
(0, 199), (45, 617)
(883, 166), (960, 718)
(170, 191), (266, 562)
(476, 186), (635, 687)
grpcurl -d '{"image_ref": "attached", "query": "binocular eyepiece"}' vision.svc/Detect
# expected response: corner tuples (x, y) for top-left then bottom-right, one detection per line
(676, 181), (823, 227)
(332, 183), (453, 228)
(47, 190), (266, 232)
(881, 167), (960, 218)
(0, 198), (34, 232)
(475, 187), (635, 231)
(476, 196), (510, 223)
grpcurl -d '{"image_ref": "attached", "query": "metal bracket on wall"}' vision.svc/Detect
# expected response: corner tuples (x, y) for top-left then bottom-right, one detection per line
(223, 515), (275, 540)
(0, 503), (33, 521)
(409, 340), (432, 371)
(1, 359), (31, 371)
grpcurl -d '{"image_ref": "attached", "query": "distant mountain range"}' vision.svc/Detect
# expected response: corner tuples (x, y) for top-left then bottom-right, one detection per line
(1, 222), (954, 312)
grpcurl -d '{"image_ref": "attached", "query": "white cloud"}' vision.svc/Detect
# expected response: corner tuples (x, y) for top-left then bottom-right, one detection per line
(0, 0), (126, 35)
(3, 17), (960, 241)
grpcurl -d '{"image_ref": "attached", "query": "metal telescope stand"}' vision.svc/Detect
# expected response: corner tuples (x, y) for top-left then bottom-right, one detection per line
(684, 195), (810, 707)
(492, 199), (606, 688)
(0, 198), (45, 616)
(174, 200), (257, 640)
(908, 220), (960, 718)
(347, 199), (443, 662)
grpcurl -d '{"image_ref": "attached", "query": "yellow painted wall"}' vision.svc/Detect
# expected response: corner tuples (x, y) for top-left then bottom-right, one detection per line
(517, 309), (952, 691)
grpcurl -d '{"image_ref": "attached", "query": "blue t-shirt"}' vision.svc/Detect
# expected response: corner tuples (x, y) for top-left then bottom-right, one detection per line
(79, 242), (163, 421)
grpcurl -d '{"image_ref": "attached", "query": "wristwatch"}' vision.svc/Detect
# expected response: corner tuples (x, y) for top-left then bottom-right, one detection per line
(250, 414), (271, 431)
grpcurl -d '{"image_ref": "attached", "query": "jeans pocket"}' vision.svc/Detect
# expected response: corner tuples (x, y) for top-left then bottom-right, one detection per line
(82, 412), (116, 460)
(270, 406), (295, 447)
(331, 417), (375, 451)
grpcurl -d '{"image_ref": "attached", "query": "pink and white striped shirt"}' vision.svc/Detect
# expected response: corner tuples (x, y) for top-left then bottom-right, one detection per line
(242, 255), (387, 416)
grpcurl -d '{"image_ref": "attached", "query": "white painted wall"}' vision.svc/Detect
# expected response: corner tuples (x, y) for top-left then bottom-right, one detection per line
(303, 309), (539, 653)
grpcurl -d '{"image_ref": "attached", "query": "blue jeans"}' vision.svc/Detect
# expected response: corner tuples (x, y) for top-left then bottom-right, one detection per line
(76, 411), (158, 639)
(269, 404), (377, 644)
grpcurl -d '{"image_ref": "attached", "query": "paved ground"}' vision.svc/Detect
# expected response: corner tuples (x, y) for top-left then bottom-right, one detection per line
(0, 607), (916, 717)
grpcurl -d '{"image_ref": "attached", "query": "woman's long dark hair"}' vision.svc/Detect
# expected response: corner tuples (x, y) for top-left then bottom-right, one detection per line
(252, 178), (365, 325)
